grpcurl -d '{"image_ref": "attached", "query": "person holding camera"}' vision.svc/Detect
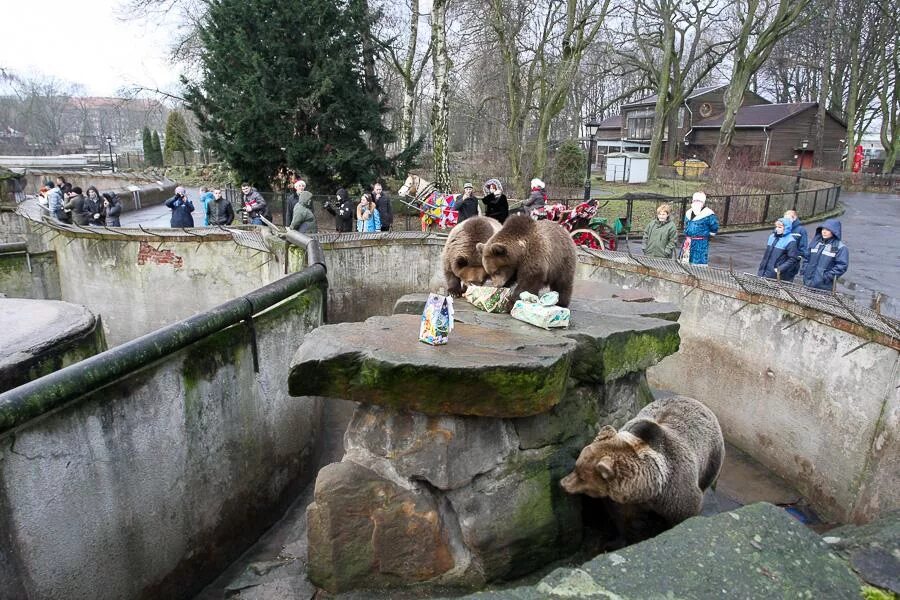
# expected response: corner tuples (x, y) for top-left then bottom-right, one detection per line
(325, 188), (354, 232)
(165, 186), (195, 228)
(101, 192), (122, 227)
(240, 182), (267, 225)
(372, 182), (393, 232)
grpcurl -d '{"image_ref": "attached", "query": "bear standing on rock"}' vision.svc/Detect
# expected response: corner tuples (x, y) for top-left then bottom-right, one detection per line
(475, 214), (577, 307)
(560, 396), (725, 543)
(441, 216), (503, 296)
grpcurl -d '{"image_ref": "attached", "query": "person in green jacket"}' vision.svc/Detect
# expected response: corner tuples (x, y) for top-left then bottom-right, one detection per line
(289, 180), (318, 233)
(642, 203), (678, 258)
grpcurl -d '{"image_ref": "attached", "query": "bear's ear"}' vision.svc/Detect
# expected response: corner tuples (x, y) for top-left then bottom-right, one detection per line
(475, 242), (485, 255)
(628, 419), (664, 446)
(595, 456), (615, 481)
(491, 244), (508, 257)
(454, 257), (468, 269)
(595, 425), (617, 442)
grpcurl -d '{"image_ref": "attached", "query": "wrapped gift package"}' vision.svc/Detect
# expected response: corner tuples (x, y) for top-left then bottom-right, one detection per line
(419, 293), (455, 345)
(463, 284), (513, 313)
(510, 291), (570, 329)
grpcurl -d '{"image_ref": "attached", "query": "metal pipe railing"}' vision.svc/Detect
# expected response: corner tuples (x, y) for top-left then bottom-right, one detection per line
(0, 233), (327, 436)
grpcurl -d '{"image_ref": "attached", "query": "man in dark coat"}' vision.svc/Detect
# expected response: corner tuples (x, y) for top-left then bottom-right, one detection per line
(207, 189), (235, 226)
(165, 186), (195, 228)
(456, 182), (479, 223)
(372, 182), (393, 231)
(64, 187), (91, 226)
(101, 193), (122, 227)
(802, 219), (849, 291)
(240, 183), (267, 224)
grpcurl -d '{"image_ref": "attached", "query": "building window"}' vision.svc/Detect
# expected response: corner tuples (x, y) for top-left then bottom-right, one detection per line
(627, 109), (654, 140)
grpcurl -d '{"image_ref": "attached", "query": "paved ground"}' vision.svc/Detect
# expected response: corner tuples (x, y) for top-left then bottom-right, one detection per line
(706, 191), (899, 319)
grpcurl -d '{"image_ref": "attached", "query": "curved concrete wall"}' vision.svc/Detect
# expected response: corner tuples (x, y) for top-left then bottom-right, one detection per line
(0, 287), (325, 600)
(575, 254), (899, 524)
(50, 232), (289, 346)
(318, 232), (445, 322)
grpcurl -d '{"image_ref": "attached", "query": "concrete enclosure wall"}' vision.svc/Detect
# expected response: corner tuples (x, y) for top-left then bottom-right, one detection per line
(49, 232), (288, 346)
(0, 250), (60, 300)
(0, 287), (326, 600)
(319, 232), (445, 322)
(575, 255), (899, 524)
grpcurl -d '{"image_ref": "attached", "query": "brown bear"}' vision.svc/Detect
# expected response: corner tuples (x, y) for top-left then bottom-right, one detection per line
(441, 216), (502, 296)
(475, 214), (577, 307)
(560, 395), (724, 544)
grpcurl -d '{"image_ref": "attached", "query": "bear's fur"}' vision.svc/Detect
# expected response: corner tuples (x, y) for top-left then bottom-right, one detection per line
(441, 216), (502, 296)
(560, 395), (724, 543)
(474, 214), (577, 307)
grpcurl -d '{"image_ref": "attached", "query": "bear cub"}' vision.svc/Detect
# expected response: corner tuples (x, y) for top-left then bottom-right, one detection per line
(441, 216), (502, 296)
(475, 214), (577, 306)
(560, 395), (724, 544)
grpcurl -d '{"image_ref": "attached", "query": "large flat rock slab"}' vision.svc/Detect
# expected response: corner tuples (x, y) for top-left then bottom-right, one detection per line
(393, 294), (680, 384)
(463, 503), (863, 599)
(289, 314), (575, 417)
(0, 298), (104, 393)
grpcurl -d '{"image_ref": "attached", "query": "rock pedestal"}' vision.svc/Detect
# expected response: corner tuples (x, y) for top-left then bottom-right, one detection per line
(289, 291), (680, 593)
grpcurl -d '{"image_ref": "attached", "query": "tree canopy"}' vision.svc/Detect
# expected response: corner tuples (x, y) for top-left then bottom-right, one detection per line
(163, 110), (193, 164)
(184, 0), (395, 191)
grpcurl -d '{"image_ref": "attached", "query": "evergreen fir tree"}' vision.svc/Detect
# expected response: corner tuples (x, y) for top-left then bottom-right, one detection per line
(151, 130), (163, 166)
(163, 111), (193, 165)
(141, 127), (153, 165)
(184, 0), (395, 190)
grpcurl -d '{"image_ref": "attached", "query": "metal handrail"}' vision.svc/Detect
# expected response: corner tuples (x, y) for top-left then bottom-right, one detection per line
(0, 231), (327, 436)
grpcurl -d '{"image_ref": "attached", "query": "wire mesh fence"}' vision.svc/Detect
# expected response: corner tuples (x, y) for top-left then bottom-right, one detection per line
(579, 246), (900, 343)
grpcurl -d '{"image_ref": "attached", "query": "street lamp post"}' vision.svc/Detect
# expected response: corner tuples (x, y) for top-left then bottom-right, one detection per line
(105, 135), (115, 173)
(793, 139), (809, 193)
(583, 118), (601, 201)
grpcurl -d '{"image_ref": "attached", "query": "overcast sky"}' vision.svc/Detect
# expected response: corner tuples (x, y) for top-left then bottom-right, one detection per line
(2, 0), (184, 96)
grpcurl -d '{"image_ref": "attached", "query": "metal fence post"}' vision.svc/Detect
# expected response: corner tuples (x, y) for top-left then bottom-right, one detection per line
(722, 195), (732, 226)
(763, 194), (771, 223)
(834, 185), (841, 210)
(626, 198), (633, 227)
(812, 189), (820, 215)
(792, 191), (798, 210)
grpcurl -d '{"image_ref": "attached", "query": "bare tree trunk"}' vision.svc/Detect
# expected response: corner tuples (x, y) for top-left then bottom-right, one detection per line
(715, 0), (810, 166)
(843, 16), (861, 172)
(647, 14), (675, 181)
(430, 0), (451, 191)
(814, 0), (836, 168)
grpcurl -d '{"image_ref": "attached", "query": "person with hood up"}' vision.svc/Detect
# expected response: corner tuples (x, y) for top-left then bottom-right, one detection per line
(101, 192), (122, 227)
(802, 219), (849, 291)
(758, 218), (800, 281)
(165, 186), (195, 228)
(482, 178), (508, 223)
(642, 203), (678, 258)
(207, 189), (235, 226)
(681, 191), (719, 265)
(64, 187), (92, 226)
(289, 180), (318, 233)
(198, 187), (215, 226)
(291, 180), (312, 223)
(456, 182), (479, 223)
(325, 188), (354, 232)
(523, 178), (546, 215)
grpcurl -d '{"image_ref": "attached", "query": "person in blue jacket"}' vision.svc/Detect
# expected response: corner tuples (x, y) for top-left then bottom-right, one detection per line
(199, 187), (215, 226)
(165, 186), (195, 228)
(758, 218), (800, 281)
(802, 219), (849, 291)
(681, 191), (719, 265)
(783, 209), (809, 261)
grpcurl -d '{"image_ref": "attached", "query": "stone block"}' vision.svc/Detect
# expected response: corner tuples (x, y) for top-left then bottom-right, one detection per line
(345, 404), (517, 490)
(447, 447), (582, 583)
(306, 462), (454, 593)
